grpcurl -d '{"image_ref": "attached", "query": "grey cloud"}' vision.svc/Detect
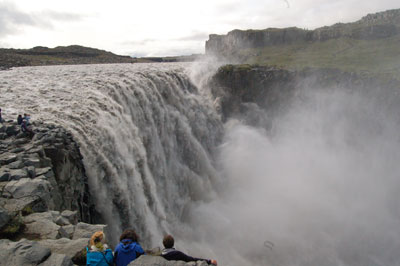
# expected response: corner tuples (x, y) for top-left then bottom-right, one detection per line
(0, 2), (36, 36)
(0, 2), (84, 38)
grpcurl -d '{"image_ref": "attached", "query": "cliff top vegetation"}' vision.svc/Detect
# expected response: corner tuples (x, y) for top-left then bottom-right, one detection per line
(206, 8), (400, 80)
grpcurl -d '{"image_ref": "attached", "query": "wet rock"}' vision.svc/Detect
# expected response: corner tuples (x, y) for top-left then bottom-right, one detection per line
(0, 238), (51, 266)
(8, 160), (24, 169)
(8, 168), (29, 180)
(38, 253), (74, 266)
(55, 215), (70, 226)
(59, 225), (75, 239)
(26, 166), (36, 178)
(0, 207), (11, 229)
(72, 222), (107, 240)
(128, 255), (209, 266)
(0, 171), (10, 181)
(22, 212), (60, 240)
(35, 167), (52, 177)
(5, 125), (19, 136)
(3, 178), (52, 201)
(61, 210), (78, 225)
(2, 196), (48, 214)
(39, 238), (89, 260)
(0, 153), (17, 165)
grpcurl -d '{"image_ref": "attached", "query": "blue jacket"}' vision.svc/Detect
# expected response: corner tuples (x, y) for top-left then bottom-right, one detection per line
(86, 247), (113, 266)
(114, 239), (145, 266)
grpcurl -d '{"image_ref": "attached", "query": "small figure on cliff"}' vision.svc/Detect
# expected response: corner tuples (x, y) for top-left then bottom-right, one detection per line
(23, 113), (31, 125)
(0, 108), (3, 123)
(114, 229), (145, 266)
(161, 234), (218, 265)
(86, 231), (114, 266)
(17, 114), (23, 125)
(21, 120), (34, 137)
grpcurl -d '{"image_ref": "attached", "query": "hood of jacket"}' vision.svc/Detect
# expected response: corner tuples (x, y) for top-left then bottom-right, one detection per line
(119, 239), (139, 253)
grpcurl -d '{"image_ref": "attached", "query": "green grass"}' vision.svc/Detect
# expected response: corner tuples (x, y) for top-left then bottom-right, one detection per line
(237, 35), (400, 80)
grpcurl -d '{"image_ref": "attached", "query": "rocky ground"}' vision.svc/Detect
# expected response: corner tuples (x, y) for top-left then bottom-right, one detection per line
(0, 120), (105, 265)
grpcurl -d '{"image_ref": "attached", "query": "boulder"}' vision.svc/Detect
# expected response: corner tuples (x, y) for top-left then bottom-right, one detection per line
(128, 255), (209, 266)
(59, 225), (75, 239)
(2, 196), (48, 214)
(0, 239), (51, 266)
(0, 207), (11, 229)
(3, 178), (51, 200)
(0, 153), (17, 165)
(22, 212), (60, 240)
(8, 168), (29, 180)
(61, 210), (78, 225)
(55, 215), (71, 226)
(38, 253), (74, 266)
(38, 238), (89, 259)
(5, 125), (19, 136)
(72, 222), (106, 240)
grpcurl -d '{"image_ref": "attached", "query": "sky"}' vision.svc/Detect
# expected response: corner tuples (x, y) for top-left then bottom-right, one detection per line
(0, 0), (398, 57)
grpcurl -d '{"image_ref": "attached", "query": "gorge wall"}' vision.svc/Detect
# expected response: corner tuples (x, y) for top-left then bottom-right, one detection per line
(209, 64), (400, 125)
(205, 8), (400, 57)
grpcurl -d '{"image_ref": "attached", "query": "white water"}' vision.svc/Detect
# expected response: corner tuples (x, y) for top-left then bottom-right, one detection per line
(1, 63), (400, 266)
(0, 63), (223, 246)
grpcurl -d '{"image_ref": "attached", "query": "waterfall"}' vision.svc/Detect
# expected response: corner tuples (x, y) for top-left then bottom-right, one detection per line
(0, 63), (223, 246)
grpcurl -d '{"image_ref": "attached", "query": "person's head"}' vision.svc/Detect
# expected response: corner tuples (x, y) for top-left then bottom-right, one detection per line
(23, 113), (27, 117)
(119, 229), (138, 242)
(90, 231), (106, 246)
(163, 234), (174, 249)
(18, 115), (21, 118)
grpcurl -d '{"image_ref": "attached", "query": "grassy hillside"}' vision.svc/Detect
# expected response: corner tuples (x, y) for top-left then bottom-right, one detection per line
(207, 9), (400, 80)
(237, 35), (400, 78)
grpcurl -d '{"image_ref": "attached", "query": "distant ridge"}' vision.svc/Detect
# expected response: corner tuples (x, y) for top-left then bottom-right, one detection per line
(0, 45), (138, 68)
(206, 8), (400, 55)
(205, 8), (400, 78)
(0, 45), (201, 69)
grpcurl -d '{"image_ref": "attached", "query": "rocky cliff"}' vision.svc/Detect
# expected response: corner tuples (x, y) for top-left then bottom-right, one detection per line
(205, 8), (400, 57)
(0, 120), (108, 265)
(208, 64), (400, 125)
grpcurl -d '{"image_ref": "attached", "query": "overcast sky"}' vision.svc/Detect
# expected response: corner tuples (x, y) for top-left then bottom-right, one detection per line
(0, 0), (398, 57)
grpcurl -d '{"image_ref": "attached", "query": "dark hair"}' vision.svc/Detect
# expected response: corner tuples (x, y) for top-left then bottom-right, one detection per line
(119, 229), (138, 242)
(163, 234), (174, 249)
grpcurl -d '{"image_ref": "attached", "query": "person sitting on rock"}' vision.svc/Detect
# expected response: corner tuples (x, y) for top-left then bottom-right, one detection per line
(17, 114), (23, 125)
(114, 229), (145, 266)
(86, 231), (114, 266)
(23, 113), (31, 125)
(161, 234), (217, 265)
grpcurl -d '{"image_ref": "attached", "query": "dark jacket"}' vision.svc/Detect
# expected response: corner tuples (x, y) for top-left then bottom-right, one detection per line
(161, 248), (211, 264)
(114, 239), (145, 266)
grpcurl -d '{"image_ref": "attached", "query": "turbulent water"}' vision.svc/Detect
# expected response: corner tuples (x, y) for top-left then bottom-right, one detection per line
(1, 62), (400, 266)
(0, 62), (223, 245)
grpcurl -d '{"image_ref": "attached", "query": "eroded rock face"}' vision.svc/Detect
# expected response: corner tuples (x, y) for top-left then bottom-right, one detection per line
(0, 121), (91, 224)
(128, 255), (209, 266)
(0, 121), (98, 265)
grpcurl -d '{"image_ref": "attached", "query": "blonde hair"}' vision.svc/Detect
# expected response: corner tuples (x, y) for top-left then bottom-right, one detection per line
(90, 231), (106, 246)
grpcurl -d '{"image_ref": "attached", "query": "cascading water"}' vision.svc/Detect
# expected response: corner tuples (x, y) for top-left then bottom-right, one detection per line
(2, 62), (400, 266)
(0, 63), (223, 246)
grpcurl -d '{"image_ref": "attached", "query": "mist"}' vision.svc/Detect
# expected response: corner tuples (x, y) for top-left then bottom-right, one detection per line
(177, 79), (400, 266)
